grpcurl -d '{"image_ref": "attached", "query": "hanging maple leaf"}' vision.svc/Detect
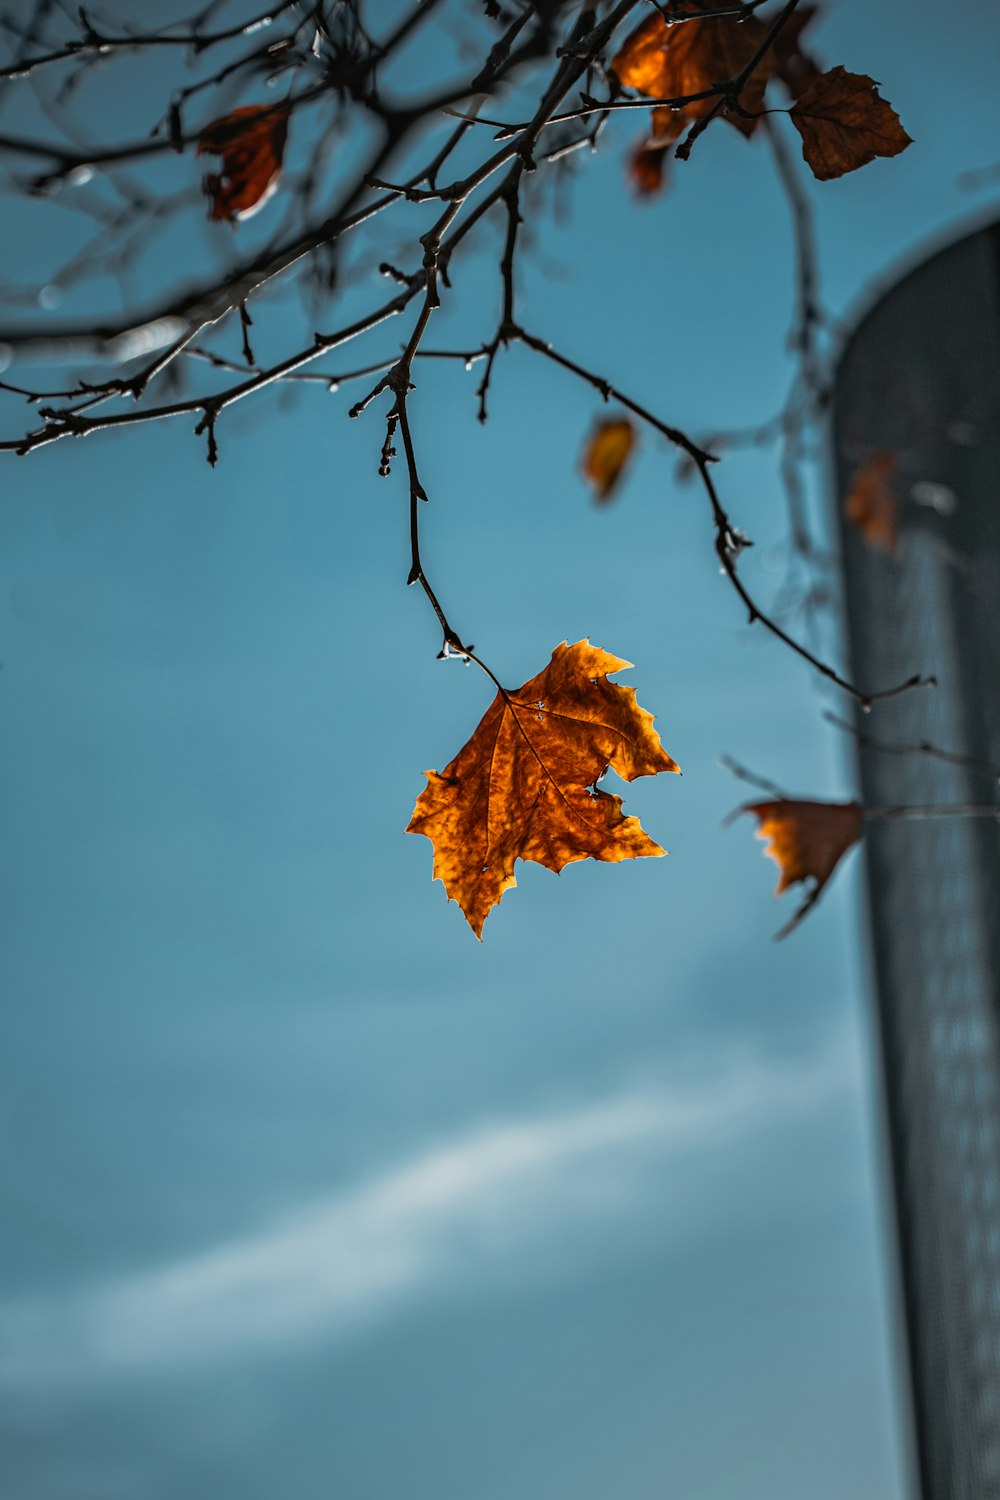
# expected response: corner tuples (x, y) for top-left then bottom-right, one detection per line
(843, 452), (899, 553)
(611, 6), (776, 140)
(743, 799), (863, 939)
(582, 417), (636, 500)
(198, 103), (291, 222)
(789, 67), (911, 180)
(406, 641), (680, 937)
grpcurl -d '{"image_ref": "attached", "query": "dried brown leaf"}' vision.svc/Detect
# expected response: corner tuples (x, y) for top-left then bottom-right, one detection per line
(789, 66), (911, 181)
(629, 139), (670, 196)
(743, 798), (863, 938)
(198, 103), (291, 222)
(624, 105), (687, 196)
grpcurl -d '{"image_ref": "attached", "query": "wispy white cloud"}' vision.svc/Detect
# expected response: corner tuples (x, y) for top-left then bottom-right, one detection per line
(1, 1037), (854, 1385)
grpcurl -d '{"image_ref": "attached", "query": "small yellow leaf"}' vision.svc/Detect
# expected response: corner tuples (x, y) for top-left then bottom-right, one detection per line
(582, 417), (636, 502)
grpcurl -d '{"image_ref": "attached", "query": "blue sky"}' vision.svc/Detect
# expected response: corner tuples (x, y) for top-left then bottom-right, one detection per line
(1, 2), (998, 1495)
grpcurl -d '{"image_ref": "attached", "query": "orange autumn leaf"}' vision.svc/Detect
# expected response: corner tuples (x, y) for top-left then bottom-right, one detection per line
(583, 417), (636, 500)
(789, 66), (911, 181)
(744, 799), (863, 939)
(406, 640), (680, 938)
(611, 6), (776, 139)
(198, 103), (291, 222)
(844, 452), (899, 553)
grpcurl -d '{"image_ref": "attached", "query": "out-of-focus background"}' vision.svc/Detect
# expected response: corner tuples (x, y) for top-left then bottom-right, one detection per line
(1, 4), (998, 1496)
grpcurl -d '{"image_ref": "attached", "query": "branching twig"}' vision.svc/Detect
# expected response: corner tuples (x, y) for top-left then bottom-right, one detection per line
(510, 327), (930, 707)
(0, 0), (937, 723)
(718, 755), (791, 804)
(825, 712), (1000, 785)
(675, 0), (803, 163)
(0, 1), (302, 82)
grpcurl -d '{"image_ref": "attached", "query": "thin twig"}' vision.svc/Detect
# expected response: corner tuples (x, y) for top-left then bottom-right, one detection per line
(675, 0), (803, 163)
(864, 804), (1000, 823)
(717, 755), (791, 803)
(825, 712), (1000, 784)
(510, 326), (929, 707)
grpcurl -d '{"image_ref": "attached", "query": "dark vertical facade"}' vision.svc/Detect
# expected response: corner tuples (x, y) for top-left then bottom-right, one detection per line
(833, 220), (1000, 1499)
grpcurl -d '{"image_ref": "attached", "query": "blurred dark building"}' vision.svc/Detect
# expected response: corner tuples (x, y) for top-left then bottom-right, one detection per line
(833, 219), (1000, 1499)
